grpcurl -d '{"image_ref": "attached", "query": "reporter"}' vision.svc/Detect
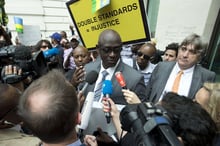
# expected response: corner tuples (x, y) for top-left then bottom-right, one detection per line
(195, 82), (220, 146)
(102, 97), (126, 139)
(84, 135), (98, 146)
(122, 89), (141, 104)
(102, 92), (217, 146)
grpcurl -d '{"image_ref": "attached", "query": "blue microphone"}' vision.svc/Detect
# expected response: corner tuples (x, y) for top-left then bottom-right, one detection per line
(43, 47), (60, 58)
(103, 80), (113, 124)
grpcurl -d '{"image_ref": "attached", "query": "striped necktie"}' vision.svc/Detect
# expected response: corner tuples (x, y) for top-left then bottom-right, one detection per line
(172, 70), (183, 93)
(94, 70), (108, 101)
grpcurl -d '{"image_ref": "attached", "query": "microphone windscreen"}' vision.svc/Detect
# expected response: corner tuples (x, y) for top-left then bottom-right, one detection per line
(85, 70), (98, 84)
(43, 47), (59, 58)
(115, 71), (126, 88)
(103, 80), (113, 95)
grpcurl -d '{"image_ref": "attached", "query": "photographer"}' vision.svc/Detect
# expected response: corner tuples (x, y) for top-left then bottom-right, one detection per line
(102, 92), (217, 146)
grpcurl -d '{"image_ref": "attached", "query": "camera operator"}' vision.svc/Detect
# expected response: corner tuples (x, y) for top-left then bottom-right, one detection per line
(102, 92), (217, 146)
(1, 45), (48, 87)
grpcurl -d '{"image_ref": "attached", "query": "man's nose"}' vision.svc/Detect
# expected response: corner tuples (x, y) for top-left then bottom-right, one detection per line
(109, 51), (116, 56)
(183, 50), (189, 57)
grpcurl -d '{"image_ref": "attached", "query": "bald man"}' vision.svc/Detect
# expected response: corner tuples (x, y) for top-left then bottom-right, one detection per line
(65, 45), (90, 88)
(80, 29), (146, 137)
(132, 42), (156, 86)
(82, 29), (146, 104)
(18, 70), (96, 146)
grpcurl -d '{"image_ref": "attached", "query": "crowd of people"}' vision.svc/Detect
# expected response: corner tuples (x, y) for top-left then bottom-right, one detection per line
(0, 24), (219, 146)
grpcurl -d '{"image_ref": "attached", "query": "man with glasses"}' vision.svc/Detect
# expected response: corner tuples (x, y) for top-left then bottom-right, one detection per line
(132, 42), (156, 86)
(81, 29), (147, 142)
(82, 29), (147, 104)
(146, 33), (216, 104)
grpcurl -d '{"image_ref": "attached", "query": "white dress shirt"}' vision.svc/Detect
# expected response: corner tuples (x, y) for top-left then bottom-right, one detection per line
(93, 59), (120, 102)
(159, 63), (195, 101)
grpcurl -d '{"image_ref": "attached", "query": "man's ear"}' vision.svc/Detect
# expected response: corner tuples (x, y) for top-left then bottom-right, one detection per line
(76, 112), (81, 125)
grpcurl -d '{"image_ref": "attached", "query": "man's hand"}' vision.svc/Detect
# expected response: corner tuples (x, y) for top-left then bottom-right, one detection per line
(71, 66), (85, 87)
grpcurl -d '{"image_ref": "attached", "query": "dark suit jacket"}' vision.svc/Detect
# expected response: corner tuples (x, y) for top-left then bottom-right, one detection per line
(146, 61), (216, 103)
(81, 58), (147, 105)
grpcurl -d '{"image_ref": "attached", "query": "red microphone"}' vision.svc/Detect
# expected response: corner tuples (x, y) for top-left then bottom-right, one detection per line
(115, 71), (127, 89)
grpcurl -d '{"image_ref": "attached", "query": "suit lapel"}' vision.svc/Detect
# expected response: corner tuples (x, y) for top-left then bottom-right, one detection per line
(152, 62), (176, 103)
(188, 65), (202, 98)
(112, 60), (124, 95)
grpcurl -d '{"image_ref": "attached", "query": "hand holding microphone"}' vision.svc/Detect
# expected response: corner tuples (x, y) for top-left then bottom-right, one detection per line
(115, 71), (141, 104)
(122, 89), (141, 104)
(102, 80), (113, 123)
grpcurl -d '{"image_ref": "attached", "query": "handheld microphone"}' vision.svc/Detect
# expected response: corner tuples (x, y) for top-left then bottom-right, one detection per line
(103, 80), (113, 124)
(80, 70), (98, 93)
(43, 47), (59, 58)
(77, 92), (94, 130)
(77, 71), (98, 129)
(115, 71), (127, 89)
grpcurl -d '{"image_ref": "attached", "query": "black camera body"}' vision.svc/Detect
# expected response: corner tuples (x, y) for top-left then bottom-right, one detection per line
(120, 102), (182, 146)
(0, 45), (16, 58)
(0, 45), (48, 84)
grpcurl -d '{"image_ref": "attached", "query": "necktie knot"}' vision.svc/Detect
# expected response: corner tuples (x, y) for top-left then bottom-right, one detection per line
(178, 70), (183, 75)
(94, 70), (108, 101)
(102, 70), (108, 79)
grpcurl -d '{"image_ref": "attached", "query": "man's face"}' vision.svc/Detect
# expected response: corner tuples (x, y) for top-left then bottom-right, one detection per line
(177, 44), (200, 70)
(136, 46), (153, 70)
(163, 49), (177, 61)
(98, 30), (122, 69)
(73, 47), (89, 67)
(98, 44), (122, 69)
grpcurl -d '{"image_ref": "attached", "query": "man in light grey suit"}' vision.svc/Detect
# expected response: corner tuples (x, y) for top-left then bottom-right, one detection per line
(81, 29), (147, 105)
(146, 33), (216, 104)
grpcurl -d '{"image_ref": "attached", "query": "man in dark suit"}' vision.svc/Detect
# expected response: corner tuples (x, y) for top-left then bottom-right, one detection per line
(82, 29), (146, 104)
(81, 29), (146, 138)
(146, 33), (216, 104)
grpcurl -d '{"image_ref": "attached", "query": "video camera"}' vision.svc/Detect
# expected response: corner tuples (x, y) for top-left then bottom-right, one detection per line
(0, 45), (48, 84)
(120, 102), (182, 146)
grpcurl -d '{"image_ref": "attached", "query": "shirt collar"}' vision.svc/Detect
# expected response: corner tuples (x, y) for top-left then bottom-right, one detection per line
(100, 59), (120, 74)
(175, 63), (195, 73)
(136, 62), (155, 73)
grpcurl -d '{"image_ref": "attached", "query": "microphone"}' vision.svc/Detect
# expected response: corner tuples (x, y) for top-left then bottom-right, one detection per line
(103, 80), (113, 124)
(77, 92), (94, 130)
(77, 71), (98, 138)
(43, 47), (59, 58)
(115, 71), (127, 89)
(80, 70), (98, 93)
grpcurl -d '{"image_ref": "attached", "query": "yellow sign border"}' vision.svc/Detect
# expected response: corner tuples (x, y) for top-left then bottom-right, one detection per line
(66, 0), (150, 50)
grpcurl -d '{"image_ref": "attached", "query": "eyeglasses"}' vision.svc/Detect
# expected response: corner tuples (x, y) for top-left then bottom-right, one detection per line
(41, 45), (48, 48)
(100, 46), (122, 54)
(137, 51), (150, 60)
